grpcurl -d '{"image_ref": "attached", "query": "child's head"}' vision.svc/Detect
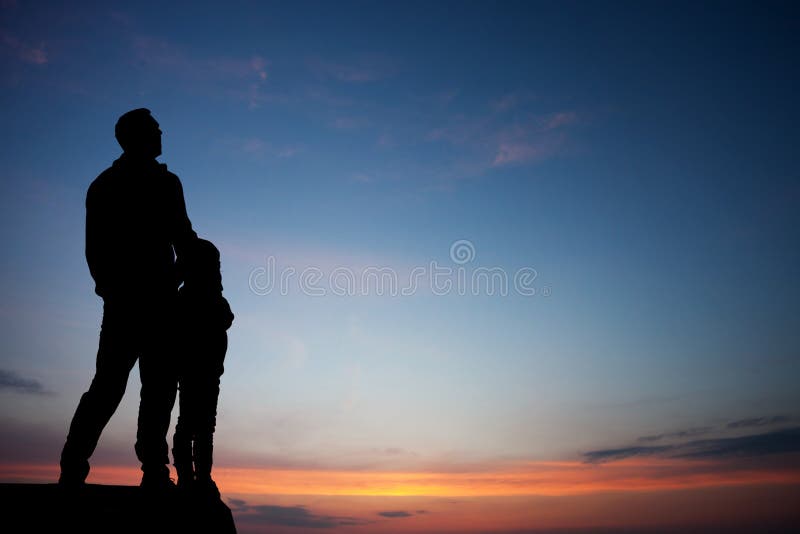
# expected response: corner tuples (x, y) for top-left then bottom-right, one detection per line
(178, 238), (222, 291)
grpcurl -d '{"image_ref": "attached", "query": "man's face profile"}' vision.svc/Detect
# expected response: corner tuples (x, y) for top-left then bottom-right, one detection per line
(140, 116), (162, 159)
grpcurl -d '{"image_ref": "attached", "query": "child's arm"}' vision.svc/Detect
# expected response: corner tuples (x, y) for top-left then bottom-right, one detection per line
(218, 296), (234, 330)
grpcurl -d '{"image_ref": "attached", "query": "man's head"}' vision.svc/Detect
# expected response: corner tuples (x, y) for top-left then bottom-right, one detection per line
(115, 108), (162, 159)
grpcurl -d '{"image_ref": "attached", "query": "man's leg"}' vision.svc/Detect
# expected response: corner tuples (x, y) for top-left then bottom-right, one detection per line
(135, 314), (179, 486)
(60, 311), (138, 484)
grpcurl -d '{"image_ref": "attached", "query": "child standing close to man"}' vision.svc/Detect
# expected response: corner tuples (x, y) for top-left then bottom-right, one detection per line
(172, 238), (234, 494)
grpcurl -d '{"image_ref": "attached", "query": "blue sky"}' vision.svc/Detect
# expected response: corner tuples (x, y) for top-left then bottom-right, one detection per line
(1, 0), (799, 476)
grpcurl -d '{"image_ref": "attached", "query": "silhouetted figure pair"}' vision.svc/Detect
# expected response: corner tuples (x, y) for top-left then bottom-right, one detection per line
(59, 109), (232, 493)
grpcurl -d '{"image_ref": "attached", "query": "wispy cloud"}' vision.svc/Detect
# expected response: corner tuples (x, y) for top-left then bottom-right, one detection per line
(302, 86), (355, 107)
(220, 136), (303, 160)
(727, 415), (797, 429)
(583, 446), (673, 464)
(492, 138), (557, 166)
(542, 111), (578, 130)
(309, 56), (393, 83)
(677, 428), (800, 459)
(412, 88), (460, 109)
(637, 426), (714, 443)
(490, 112), (578, 166)
(585, 427), (800, 463)
(349, 172), (373, 184)
(0, 31), (47, 64)
(0, 369), (50, 395)
(376, 132), (395, 148)
(276, 146), (302, 158)
(426, 101), (580, 174)
(0, 417), (136, 467)
(436, 89), (459, 105)
(636, 416), (797, 444)
(490, 91), (535, 112)
(231, 500), (372, 528)
(330, 116), (368, 130)
(130, 34), (269, 108)
(377, 510), (412, 518)
(133, 34), (267, 78)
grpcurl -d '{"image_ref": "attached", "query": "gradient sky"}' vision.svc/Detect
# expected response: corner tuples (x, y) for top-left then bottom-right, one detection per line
(2, 1), (799, 532)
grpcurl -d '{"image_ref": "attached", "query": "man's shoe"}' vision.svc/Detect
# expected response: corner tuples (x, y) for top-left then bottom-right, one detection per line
(195, 476), (220, 498)
(176, 475), (194, 490)
(58, 462), (89, 488)
(140, 470), (176, 491)
(58, 472), (87, 488)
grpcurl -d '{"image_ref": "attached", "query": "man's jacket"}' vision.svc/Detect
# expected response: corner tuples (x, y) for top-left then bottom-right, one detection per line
(85, 154), (197, 301)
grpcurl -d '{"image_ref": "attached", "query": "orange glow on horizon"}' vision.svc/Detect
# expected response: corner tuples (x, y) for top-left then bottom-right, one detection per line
(213, 458), (800, 496)
(3, 457), (799, 498)
(0, 463), (141, 486)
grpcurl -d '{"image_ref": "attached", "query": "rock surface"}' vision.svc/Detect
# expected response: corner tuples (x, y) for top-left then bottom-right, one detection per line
(0, 482), (237, 534)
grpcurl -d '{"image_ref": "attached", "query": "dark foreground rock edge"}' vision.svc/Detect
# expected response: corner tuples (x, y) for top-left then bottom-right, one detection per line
(0, 482), (237, 534)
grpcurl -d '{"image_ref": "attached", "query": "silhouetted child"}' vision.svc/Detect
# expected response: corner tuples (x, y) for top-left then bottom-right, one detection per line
(172, 238), (234, 494)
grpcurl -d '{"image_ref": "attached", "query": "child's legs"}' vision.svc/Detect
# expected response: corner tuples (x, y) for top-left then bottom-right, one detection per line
(194, 332), (227, 436)
(173, 334), (205, 474)
(193, 332), (227, 478)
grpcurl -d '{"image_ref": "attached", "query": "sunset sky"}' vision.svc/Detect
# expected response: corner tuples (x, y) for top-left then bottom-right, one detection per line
(1, 1), (799, 532)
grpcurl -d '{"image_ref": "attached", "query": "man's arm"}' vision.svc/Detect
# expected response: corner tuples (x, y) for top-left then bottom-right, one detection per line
(171, 173), (198, 258)
(85, 182), (109, 297)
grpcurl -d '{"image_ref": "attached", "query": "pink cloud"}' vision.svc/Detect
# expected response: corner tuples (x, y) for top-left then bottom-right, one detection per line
(490, 111), (576, 165)
(436, 88), (459, 105)
(205, 55), (268, 79)
(493, 142), (548, 166)
(241, 138), (268, 155)
(131, 35), (182, 67)
(492, 129), (565, 167)
(427, 103), (578, 171)
(276, 146), (302, 158)
(251, 55), (268, 80)
(1, 32), (47, 64)
(309, 56), (393, 83)
(376, 133), (395, 148)
(350, 173), (373, 184)
(131, 34), (269, 108)
(133, 36), (267, 80)
(302, 87), (355, 107)
(223, 137), (302, 159)
(425, 127), (447, 141)
(331, 116), (368, 130)
(542, 111), (578, 130)
(490, 91), (536, 112)
(316, 62), (379, 82)
(425, 107), (578, 170)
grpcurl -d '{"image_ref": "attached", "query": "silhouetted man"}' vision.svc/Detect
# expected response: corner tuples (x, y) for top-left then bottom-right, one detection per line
(59, 108), (197, 489)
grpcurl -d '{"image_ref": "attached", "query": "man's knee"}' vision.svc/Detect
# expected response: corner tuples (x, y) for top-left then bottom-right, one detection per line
(86, 371), (129, 402)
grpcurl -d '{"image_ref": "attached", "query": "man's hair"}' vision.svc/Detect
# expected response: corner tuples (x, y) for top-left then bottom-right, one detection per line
(114, 108), (154, 151)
